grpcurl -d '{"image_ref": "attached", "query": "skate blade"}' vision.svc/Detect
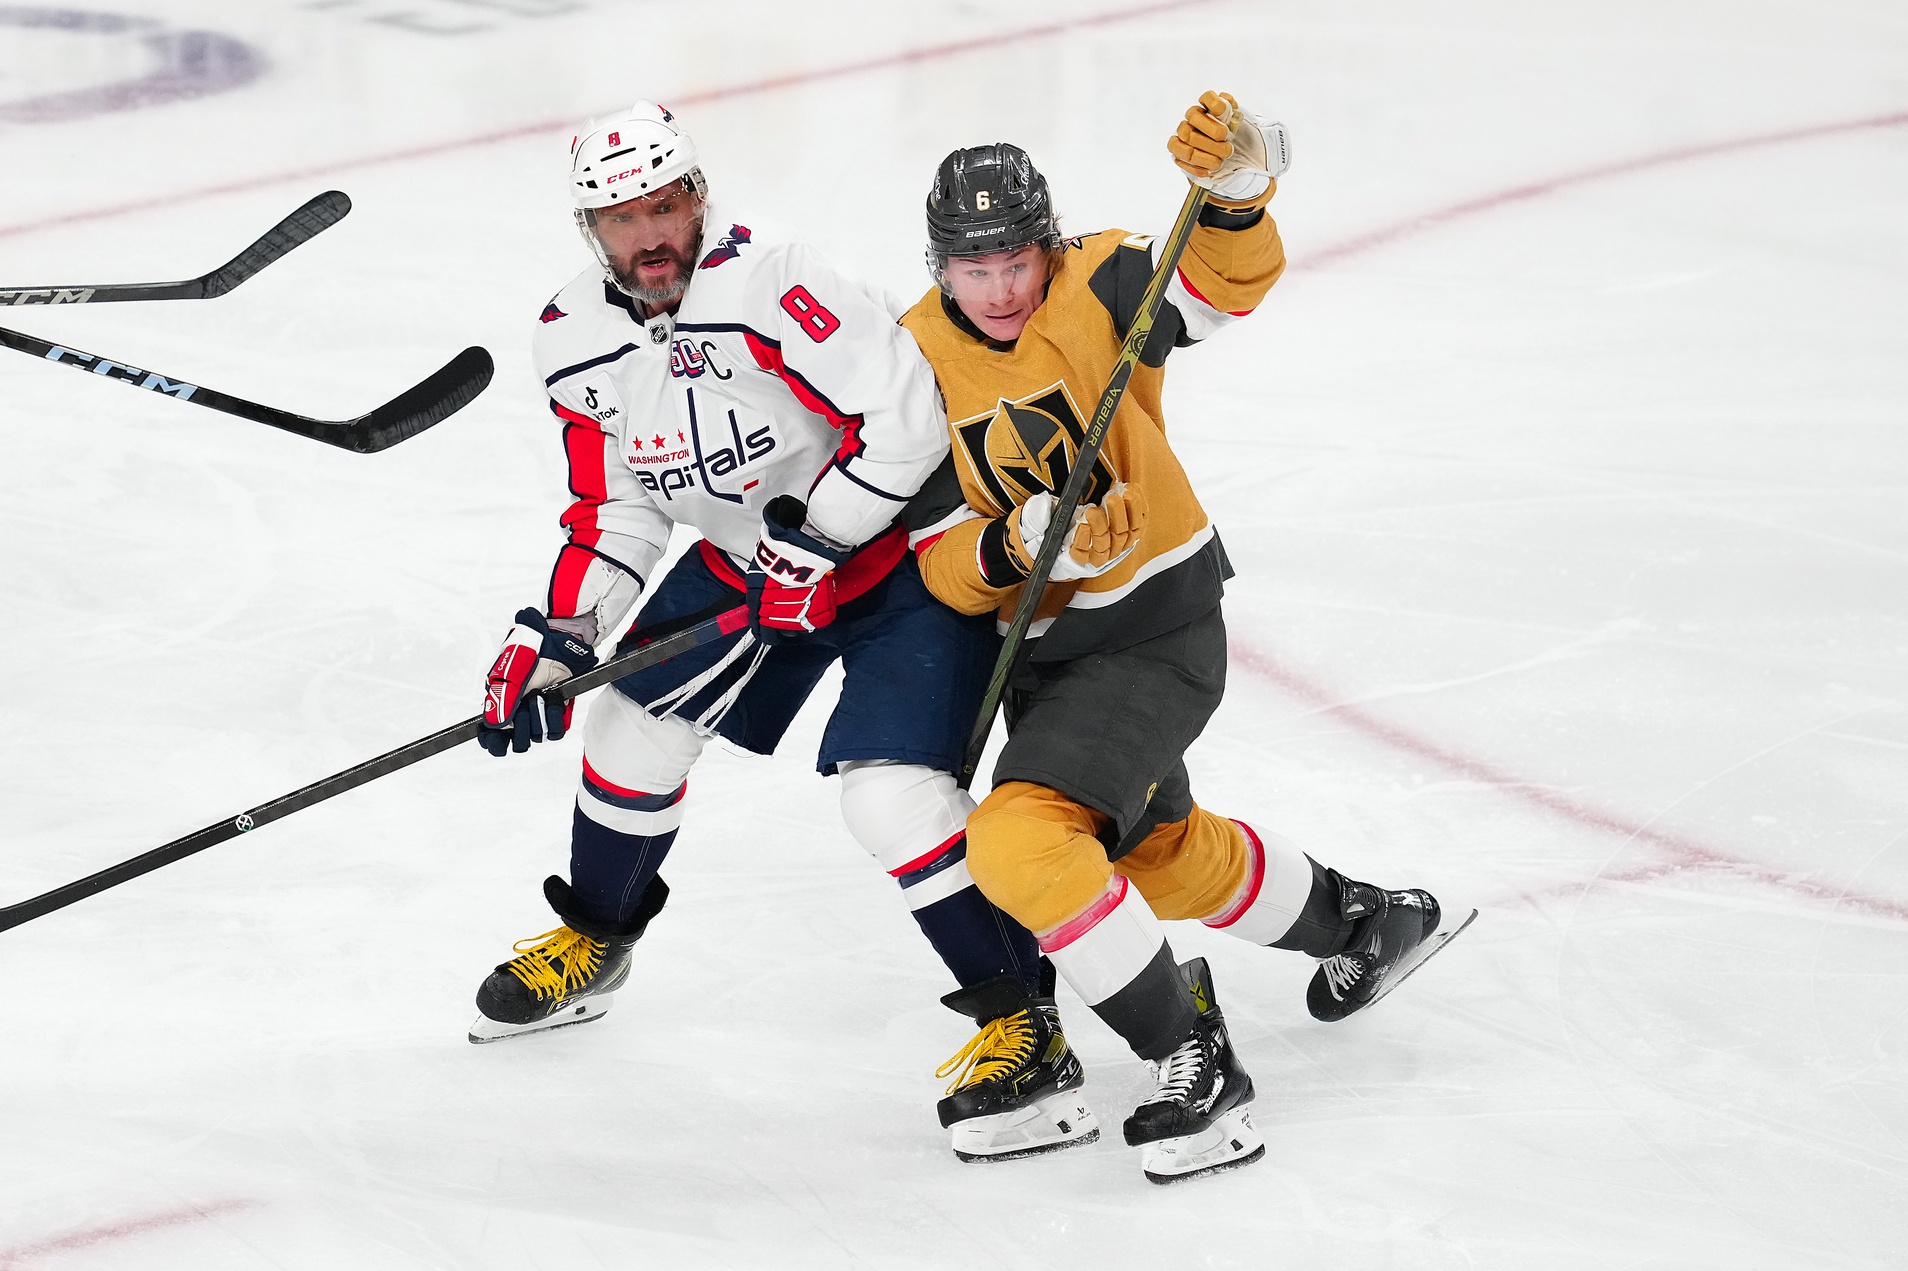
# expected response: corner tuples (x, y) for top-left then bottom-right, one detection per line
(1140, 1104), (1265, 1185)
(951, 1089), (1101, 1163)
(1366, 907), (1478, 1011)
(467, 995), (611, 1044)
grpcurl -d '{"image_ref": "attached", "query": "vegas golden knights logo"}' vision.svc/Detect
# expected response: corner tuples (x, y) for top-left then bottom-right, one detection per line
(953, 380), (1116, 515)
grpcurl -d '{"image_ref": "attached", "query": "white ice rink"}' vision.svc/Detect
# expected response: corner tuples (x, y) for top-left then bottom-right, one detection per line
(2, 2), (1904, 1267)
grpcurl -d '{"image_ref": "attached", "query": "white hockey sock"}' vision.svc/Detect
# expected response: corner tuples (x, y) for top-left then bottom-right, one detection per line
(1202, 821), (1315, 947)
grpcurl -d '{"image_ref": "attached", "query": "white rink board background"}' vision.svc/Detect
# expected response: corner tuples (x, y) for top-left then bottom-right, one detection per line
(1, 1), (1904, 1267)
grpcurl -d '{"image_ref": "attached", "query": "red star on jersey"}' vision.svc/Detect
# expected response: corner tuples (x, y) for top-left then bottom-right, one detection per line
(652, 434), (667, 449)
(630, 436), (643, 450)
(676, 430), (685, 443)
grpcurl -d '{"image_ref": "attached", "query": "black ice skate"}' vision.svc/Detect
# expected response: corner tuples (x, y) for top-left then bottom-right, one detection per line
(936, 965), (1099, 1162)
(468, 874), (667, 1044)
(1122, 958), (1264, 1185)
(1306, 875), (1475, 1023)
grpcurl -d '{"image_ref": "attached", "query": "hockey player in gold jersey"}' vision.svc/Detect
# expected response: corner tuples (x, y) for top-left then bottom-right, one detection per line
(900, 92), (1473, 1183)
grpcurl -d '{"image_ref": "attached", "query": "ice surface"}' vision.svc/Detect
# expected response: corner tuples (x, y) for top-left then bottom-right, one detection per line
(1, 2), (1904, 1267)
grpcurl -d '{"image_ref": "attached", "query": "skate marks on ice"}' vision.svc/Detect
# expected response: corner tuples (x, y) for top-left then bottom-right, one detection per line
(0, 0), (1217, 240)
(1292, 110), (1908, 275)
(300, 0), (587, 40)
(1227, 637), (1908, 926)
(0, 9), (266, 124)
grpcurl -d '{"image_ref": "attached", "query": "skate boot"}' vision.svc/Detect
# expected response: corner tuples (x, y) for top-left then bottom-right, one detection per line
(936, 964), (1099, 1162)
(1306, 875), (1473, 1022)
(468, 874), (668, 1043)
(1122, 957), (1264, 1185)
(1114, 954), (1266, 1183)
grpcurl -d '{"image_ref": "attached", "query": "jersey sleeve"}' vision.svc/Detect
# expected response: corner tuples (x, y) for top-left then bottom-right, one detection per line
(904, 455), (1018, 616)
(535, 345), (673, 641)
(745, 241), (951, 547)
(1086, 183), (1286, 367)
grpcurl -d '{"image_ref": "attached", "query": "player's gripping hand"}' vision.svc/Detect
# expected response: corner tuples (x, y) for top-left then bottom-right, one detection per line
(1008, 484), (1148, 581)
(747, 495), (851, 644)
(1168, 90), (1291, 204)
(479, 608), (598, 757)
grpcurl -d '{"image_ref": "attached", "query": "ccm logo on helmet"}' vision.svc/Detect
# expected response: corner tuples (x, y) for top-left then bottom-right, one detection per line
(604, 166), (647, 185)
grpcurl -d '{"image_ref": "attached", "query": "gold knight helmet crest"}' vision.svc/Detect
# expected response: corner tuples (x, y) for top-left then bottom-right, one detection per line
(954, 379), (1116, 514)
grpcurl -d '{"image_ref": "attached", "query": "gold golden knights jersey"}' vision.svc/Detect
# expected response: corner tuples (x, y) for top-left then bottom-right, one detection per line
(901, 185), (1284, 662)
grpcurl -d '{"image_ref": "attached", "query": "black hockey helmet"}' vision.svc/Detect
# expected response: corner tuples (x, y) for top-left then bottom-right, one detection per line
(925, 142), (1060, 285)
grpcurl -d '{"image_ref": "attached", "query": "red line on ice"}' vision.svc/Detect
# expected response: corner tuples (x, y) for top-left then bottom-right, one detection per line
(1227, 639), (1908, 923)
(0, 0), (1216, 241)
(1295, 110), (1908, 270)
(0, 1198), (255, 1268)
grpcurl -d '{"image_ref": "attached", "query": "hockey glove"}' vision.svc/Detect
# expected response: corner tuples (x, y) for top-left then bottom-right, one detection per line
(479, 608), (599, 757)
(746, 495), (851, 644)
(1007, 484), (1147, 581)
(1168, 90), (1291, 204)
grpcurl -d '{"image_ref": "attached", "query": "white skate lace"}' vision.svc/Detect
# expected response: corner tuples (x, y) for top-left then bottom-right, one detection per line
(1138, 1036), (1204, 1108)
(1319, 953), (1363, 1000)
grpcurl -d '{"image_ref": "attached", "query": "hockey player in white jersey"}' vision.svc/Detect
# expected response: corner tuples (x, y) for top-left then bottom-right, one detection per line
(469, 101), (1097, 1163)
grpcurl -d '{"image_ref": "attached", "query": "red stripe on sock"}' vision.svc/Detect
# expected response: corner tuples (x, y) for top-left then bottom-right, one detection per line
(889, 829), (965, 878)
(1038, 875), (1130, 953)
(1204, 821), (1266, 929)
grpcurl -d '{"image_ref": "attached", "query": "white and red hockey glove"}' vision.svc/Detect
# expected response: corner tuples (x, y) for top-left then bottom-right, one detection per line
(746, 495), (851, 645)
(479, 608), (598, 757)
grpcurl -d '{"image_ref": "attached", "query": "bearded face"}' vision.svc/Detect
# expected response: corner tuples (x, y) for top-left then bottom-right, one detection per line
(585, 179), (705, 306)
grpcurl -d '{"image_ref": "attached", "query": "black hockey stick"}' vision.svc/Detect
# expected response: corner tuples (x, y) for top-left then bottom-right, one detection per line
(956, 184), (1209, 789)
(0, 191), (352, 306)
(0, 324), (493, 453)
(0, 605), (751, 933)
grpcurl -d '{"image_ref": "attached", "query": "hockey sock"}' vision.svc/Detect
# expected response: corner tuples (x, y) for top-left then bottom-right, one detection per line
(840, 761), (1042, 993)
(897, 836), (1043, 991)
(569, 762), (687, 926)
(1196, 822), (1358, 956)
(1267, 857), (1356, 956)
(1039, 875), (1197, 1062)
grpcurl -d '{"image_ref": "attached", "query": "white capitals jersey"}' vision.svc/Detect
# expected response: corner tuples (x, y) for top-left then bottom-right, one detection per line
(532, 209), (948, 635)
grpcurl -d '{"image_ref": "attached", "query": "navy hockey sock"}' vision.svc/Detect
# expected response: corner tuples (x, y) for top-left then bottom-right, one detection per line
(895, 832), (1042, 993)
(568, 786), (684, 926)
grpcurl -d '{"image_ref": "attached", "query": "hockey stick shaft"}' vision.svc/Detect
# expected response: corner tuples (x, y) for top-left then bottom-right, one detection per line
(0, 324), (492, 454)
(0, 191), (351, 305)
(957, 184), (1209, 789)
(0, 605), (749, 933)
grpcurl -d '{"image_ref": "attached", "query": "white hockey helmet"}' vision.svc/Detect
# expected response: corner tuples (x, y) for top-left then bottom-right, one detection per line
(568, 100), (706, 210)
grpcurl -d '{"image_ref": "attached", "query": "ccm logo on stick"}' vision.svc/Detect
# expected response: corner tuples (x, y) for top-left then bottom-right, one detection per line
(2, 289), (94, 305)
(42, 347), (198, 399)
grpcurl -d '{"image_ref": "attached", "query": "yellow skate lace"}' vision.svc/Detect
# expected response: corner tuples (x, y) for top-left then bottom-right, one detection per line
(936, 1010), (1037, 1094)
(502, 927), (604, 1002)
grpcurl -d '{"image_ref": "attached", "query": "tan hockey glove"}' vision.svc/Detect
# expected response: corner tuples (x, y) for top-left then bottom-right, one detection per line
(1168, 90), (1290, 203)
(1007, 484), (1148, 581)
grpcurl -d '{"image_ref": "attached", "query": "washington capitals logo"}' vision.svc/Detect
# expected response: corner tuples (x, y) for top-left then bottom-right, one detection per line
(699, 224), (752, 270)
(540, 300), (567, 324)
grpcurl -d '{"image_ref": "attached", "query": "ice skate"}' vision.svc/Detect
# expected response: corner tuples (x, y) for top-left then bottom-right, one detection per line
(468, 874), (667, 1043)
(936, 968), (1099, 1162)
(1122, 958), (1264, 1185)
(1307, 877), (1474, 1022)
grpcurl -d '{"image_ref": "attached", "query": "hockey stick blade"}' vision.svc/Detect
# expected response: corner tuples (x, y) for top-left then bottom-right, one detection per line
(0, 606), (748, 933)
(0, 191), (351, 306)
(0, 324), (494, 453)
